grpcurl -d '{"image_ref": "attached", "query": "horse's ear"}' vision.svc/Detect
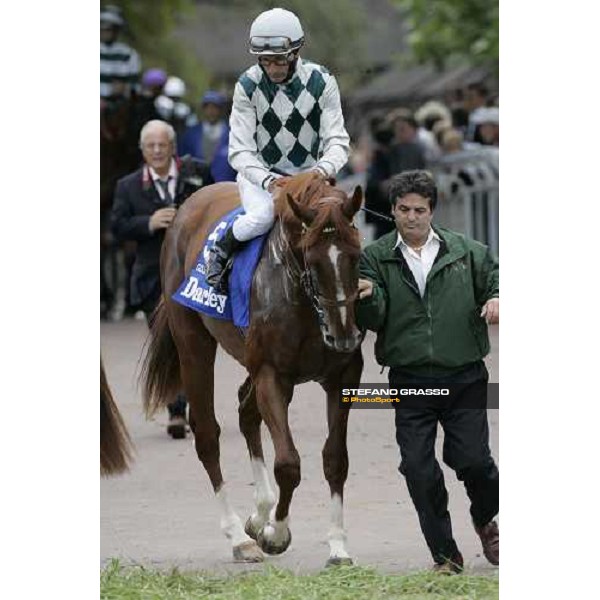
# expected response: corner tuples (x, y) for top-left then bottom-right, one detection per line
(287, 193), (316, 224)
(342, 185), (363, 219)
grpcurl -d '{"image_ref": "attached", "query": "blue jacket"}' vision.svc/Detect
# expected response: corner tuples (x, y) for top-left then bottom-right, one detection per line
(178, 121), (237, 182)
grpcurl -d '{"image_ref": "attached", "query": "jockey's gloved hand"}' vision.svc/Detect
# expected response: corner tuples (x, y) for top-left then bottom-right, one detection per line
(268, 176), (292, 193)
(312, 168), (335, 186)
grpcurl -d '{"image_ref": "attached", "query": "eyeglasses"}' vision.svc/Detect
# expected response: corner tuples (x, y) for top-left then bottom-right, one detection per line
(141, 142), (171, 151)
(258, 55), (291, 67)
(250, 36), (292, 54)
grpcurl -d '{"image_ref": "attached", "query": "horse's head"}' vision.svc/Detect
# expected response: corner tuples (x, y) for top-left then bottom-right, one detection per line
(278, 173), (364, 353)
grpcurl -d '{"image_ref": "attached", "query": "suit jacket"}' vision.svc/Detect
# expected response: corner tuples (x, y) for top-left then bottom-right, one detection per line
(110, 156), (213, 309)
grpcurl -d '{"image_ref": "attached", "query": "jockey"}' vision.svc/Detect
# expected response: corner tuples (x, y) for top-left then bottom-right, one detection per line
(100, 6), (141, 99)
(163, 76), (195, 130)
(205, 7), (351, 292)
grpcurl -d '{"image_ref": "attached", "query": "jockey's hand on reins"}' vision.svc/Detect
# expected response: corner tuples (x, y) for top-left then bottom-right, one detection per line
(311, 169), (334, 185)
(268, 177), (292, 194)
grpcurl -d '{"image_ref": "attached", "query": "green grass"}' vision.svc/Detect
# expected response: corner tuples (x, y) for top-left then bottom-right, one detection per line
(100, 559), (499, 600)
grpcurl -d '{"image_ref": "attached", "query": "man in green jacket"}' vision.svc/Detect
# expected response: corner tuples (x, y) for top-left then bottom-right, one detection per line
(357, 170), (499, 573)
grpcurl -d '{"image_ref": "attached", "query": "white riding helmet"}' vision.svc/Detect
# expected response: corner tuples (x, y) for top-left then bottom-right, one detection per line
(154, 95), (174, 119)
(164, 76), (186, 99)
(249, 8), (304, 55)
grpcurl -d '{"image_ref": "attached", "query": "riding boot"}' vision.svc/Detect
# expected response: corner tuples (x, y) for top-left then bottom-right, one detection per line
(205, 227), (241, 294)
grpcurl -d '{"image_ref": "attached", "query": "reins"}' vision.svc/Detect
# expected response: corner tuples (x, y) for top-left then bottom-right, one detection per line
(276, 194), (358, 329)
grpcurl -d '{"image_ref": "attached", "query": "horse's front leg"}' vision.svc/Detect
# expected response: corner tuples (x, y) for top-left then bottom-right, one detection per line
(254, 364), (297, 555)
(321, 351), (363, 566)
(237, 377), (276, 541)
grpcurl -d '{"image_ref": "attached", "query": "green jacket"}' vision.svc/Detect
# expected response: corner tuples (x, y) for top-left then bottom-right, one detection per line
(356, 227), (499, 377)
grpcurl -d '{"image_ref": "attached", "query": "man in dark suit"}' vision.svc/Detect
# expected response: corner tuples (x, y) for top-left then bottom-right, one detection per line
(111, 119), (214, 438)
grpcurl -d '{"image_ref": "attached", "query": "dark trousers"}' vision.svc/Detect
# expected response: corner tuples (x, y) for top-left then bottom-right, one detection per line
(390, 362), (499, 564)
(144, 305), (187, 418)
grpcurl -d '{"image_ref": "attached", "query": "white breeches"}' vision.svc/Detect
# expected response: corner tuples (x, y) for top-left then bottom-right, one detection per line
(232, 175), (275, 242)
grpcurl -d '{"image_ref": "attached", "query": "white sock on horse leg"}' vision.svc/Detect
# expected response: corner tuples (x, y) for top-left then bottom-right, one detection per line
(328, 493), (351, 559)
(250, 457), (276, 527)
(216, 484), (253, 547)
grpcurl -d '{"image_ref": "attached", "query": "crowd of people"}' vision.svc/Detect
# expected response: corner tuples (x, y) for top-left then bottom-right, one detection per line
(100, 5), (237, 321)
(361, 85), (499, 238)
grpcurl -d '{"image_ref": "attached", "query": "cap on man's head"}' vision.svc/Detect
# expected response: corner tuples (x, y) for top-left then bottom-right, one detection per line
(142, 68), (168, 88)
(100, 5), (124, 27)
(201, 91), (226, 106)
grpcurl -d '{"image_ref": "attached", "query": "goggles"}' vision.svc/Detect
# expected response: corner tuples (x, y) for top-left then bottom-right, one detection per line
(258, 55), (292, 67)
(249, 36), (300, 55)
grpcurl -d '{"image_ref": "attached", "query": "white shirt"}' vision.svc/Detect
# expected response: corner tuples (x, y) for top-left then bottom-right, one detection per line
(203, 121), (224, 142)
(149, 160), (178, 202)
(394, 228), (441, 297)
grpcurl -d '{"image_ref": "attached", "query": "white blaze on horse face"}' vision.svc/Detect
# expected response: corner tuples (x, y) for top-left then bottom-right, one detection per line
(215, 484), (253, 547)
(248, 458), (276, 530)
(328, 493), (351, 559)
(327, 244), (347, 328)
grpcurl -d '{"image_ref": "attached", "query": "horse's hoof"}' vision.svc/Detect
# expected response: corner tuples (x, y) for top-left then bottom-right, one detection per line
(244, 515), (260, 541)
(257, 524), (292, 555)
(232, 540), (264, 563)
(167, 416), (187, 439)
(326, 556), (354, 567)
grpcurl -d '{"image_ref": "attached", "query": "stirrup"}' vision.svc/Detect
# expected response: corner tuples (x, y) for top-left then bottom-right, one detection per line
(209, 257), (234, 294)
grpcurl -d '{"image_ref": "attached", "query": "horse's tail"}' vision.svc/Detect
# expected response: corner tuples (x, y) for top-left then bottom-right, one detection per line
(100, 359), (133, 477)
(140, 299), (181, 417)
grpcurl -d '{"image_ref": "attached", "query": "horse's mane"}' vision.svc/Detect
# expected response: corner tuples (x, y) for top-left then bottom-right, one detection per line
(274, 173), (359, 252)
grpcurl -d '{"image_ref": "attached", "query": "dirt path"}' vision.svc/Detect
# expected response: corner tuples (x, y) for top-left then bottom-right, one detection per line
(101, 319), (498, 575)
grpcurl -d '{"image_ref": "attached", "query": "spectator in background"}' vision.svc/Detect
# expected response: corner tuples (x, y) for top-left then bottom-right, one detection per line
(111, 120), (214, 439)
(414, 101), (452, 163)
(465, 83), (489, 142)
(448, 88), (470, 133)
(434, 120), (481, 155)
(365, 115), (395, 239)
(471, 108), (499, 147)
(386, 109), (426, 177)
(127, 68), (168, 163)
(155, 76), (196, 138)
(179, 91), (237, 182)
(100, 6), (141, 100)
(432, 119), (454, 149)
(439, 128), (465, 154)
(465, 83), (489, 115)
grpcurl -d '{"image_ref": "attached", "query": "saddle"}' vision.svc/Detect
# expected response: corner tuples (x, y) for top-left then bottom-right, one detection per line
(172, 207), (268, 327)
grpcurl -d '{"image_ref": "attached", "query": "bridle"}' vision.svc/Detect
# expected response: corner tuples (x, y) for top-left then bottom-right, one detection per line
(278, 196), (359, 331)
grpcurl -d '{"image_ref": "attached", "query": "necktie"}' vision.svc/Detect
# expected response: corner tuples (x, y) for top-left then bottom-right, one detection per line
(157, 177), (173, 205)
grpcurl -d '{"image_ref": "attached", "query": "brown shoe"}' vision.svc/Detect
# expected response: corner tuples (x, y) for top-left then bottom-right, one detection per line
(167, 415), (187, 439)
(475, 520), (499, 566)
(432, 552), (464, 575)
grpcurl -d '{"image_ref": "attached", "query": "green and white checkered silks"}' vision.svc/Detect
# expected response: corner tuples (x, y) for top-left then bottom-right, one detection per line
(237, 62), (330, 170)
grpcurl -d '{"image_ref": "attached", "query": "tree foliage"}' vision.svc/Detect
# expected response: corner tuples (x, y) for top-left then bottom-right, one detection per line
(108, 0), (211, 100)
(394, 0), (498, 69)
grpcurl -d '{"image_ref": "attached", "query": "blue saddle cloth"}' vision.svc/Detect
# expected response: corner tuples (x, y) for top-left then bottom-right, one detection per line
(171, 207), (268, 327)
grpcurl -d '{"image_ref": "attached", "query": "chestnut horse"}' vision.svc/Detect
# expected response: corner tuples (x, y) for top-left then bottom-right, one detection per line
(100, 359), (133, 477)
(141, 172), (364, 565)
